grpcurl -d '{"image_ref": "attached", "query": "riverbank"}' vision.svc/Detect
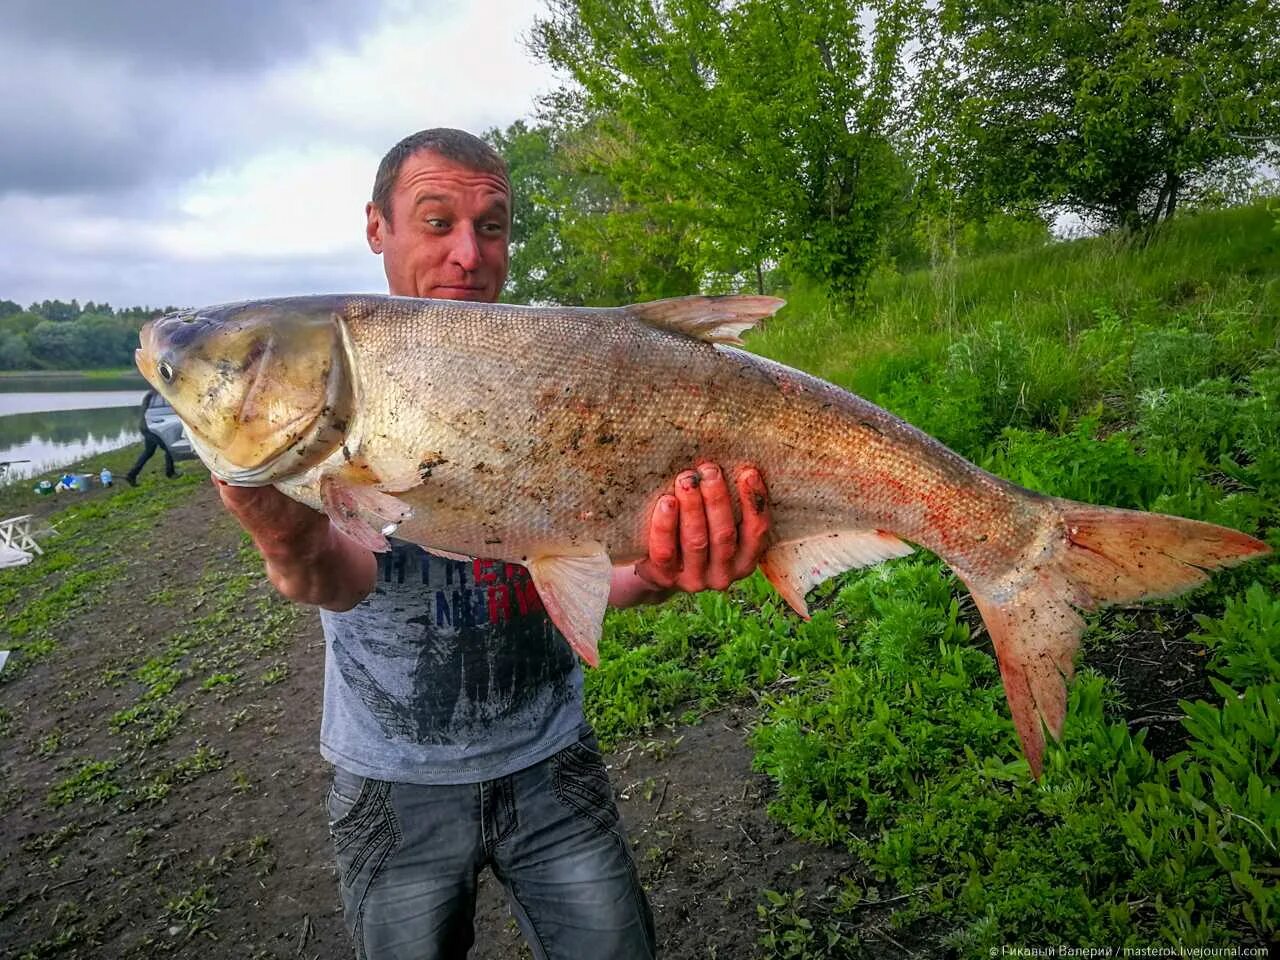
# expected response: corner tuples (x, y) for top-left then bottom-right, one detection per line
(2, 203), (1277, 955)
(0, 444), (155, 521)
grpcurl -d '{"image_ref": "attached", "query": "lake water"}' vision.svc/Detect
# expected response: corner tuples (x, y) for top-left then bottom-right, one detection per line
(0, 375), (146, 485)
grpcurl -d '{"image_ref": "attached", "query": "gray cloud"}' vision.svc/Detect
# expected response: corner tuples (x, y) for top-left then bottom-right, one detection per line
(0, 0), (397, 195)
(2, 0), (382, 70)
(0, 47), (173, 194)
(0, 0), (553, 308)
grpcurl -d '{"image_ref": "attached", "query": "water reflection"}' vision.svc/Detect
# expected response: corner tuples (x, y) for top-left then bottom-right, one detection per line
(1, 406), (140, 484)
(0, 374), (143, 393)
(0, 391), (143, 416)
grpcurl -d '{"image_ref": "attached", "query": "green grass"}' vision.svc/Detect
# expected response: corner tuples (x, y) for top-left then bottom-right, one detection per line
(590, 201), (1280, 953)
(752, 202), (1280, 445)
(0, 465), (203, 681)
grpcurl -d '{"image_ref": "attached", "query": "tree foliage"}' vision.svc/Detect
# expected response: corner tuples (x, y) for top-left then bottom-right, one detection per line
(0, 299), (168, 371)
(531, 0), (917, 299)
(924, 0), (1280, 231)
(487, 119), (699, 305)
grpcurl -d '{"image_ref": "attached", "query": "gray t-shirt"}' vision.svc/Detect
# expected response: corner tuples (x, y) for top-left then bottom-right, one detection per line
(319, 540), (586, 784)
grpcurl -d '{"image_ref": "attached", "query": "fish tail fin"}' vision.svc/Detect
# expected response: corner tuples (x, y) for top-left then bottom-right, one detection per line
(964, 501), (1269, 778)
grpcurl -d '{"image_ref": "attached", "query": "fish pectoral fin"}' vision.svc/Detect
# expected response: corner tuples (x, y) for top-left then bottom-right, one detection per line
(319, 475), (414, 554)
(628, 295), (785, 346)
(760, 529), (914, 618)
(526, 551), (613, 668)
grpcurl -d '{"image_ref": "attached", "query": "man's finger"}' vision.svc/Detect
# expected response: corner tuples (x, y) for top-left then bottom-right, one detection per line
(673, 470), (709, 589)
(731, 467), (771, 579)
(634, 495), (680, 587)
(697, 463), (737, 591)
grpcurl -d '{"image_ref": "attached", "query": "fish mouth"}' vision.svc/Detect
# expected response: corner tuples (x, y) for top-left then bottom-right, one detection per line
(134, 322), (158, 384)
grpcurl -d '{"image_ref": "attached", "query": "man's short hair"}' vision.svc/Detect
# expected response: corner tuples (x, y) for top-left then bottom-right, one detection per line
(371, 128), (510, 226)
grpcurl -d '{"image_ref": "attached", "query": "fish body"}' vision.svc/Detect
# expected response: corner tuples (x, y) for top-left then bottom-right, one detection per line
(137, 293), (1269, 775)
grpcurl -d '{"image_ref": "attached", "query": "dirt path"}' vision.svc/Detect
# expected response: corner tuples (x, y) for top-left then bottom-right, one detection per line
(1, 476), (856, 960)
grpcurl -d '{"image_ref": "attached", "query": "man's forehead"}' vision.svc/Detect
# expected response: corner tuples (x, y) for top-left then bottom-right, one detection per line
(395, 151), (509, 204)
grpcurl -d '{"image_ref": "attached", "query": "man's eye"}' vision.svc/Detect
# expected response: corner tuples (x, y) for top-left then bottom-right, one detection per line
(426, 218), (448, 229)
(481, 221), (506, 235)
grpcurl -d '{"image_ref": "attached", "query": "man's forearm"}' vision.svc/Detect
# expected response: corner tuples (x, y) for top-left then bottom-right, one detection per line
(608, 565), (675, 609)
(258, 524), (376, 612)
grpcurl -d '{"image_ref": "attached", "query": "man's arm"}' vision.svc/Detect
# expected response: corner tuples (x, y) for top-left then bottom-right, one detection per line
(217, 460), (765, 613)
(213, 479), (376, 612)
(609, 463), (771, 608)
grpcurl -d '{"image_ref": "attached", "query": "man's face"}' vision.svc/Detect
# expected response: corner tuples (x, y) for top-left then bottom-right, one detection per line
(365, 149), (510, 302)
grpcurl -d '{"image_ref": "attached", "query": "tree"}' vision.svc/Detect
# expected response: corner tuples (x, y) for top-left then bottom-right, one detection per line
(0, 310), (42, 338)
(489, 118), (701, 305)
(531, 0), (917, 299)
(0, 332), (31, 370)
(31, 299), (80, 322)
(28, 321), (86, 368)
(76, 313), (135, 368)
(926, 0), (1280, 231)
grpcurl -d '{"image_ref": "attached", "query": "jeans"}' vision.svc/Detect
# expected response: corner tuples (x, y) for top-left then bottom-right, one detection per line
(327, 731), (657, 960)
(126, 431), (176, 482)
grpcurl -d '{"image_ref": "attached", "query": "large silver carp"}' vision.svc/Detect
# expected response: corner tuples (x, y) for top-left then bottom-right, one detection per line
(135, 293), (1268, 776)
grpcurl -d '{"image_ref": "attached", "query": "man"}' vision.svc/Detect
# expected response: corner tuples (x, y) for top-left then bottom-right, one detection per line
(216, 129), (771, 959)
(125, 387), (178, 486)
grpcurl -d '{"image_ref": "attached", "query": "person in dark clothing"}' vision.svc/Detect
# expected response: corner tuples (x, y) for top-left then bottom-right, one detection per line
(125, 389), (178, 486)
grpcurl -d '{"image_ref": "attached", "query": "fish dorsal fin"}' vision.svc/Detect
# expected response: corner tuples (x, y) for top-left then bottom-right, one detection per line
(760, 529), (914, 618)
(628, 295), (785, 346)
(319, 475), (414, 553)
(526, 551), (614, 667)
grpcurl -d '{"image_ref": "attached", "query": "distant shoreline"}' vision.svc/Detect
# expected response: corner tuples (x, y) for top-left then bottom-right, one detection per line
(0, 369), (146, 380)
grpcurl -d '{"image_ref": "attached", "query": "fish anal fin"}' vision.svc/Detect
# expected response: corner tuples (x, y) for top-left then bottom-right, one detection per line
(526, 551), (613, 667)
(761, 529), (914, 619)
(628, 295), (785, 346)
(319, 475), (414, 553)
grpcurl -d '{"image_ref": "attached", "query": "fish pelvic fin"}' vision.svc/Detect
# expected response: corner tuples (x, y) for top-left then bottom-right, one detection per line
(628, 295), (785, 346)
(426, 547), (472, 562)
(964, 501), (1270, 779)
(527, 551), (614, 667)
(761, 529), (914, 618)
(319, 475), (414, 553)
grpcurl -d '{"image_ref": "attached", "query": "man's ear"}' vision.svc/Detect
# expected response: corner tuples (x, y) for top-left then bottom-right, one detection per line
(366, 201), (385, 254)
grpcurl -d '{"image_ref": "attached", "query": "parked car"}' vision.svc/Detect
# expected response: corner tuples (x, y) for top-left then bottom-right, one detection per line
(142, 393), (197, 461)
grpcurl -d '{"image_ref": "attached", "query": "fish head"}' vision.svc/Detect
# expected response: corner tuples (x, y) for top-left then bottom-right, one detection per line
(136, 297), (355, 484)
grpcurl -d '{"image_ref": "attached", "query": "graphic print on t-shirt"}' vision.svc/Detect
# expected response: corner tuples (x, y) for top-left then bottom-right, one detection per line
(327, 542), (578, 746)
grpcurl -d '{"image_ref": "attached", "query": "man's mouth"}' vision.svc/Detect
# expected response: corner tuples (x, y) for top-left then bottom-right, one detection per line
(433, 284), (490, 300)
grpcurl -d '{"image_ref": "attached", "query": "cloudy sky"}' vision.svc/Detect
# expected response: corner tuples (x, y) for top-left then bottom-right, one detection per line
(0, 0), (558, 309)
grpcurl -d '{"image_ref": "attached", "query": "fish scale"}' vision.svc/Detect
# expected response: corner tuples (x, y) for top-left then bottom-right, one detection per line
(137, 292), (1269, 777)
(336, 296), (1031, 572)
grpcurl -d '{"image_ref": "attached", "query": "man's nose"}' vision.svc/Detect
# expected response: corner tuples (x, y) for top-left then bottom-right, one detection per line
(448, 225), (482, 272)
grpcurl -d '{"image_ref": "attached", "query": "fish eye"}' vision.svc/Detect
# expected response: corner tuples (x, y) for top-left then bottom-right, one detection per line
(158, 360), (175, 383)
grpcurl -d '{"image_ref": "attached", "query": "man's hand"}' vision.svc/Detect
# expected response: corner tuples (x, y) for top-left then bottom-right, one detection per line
(610, 462), (771, 607)
(214, 479), (376, 611)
